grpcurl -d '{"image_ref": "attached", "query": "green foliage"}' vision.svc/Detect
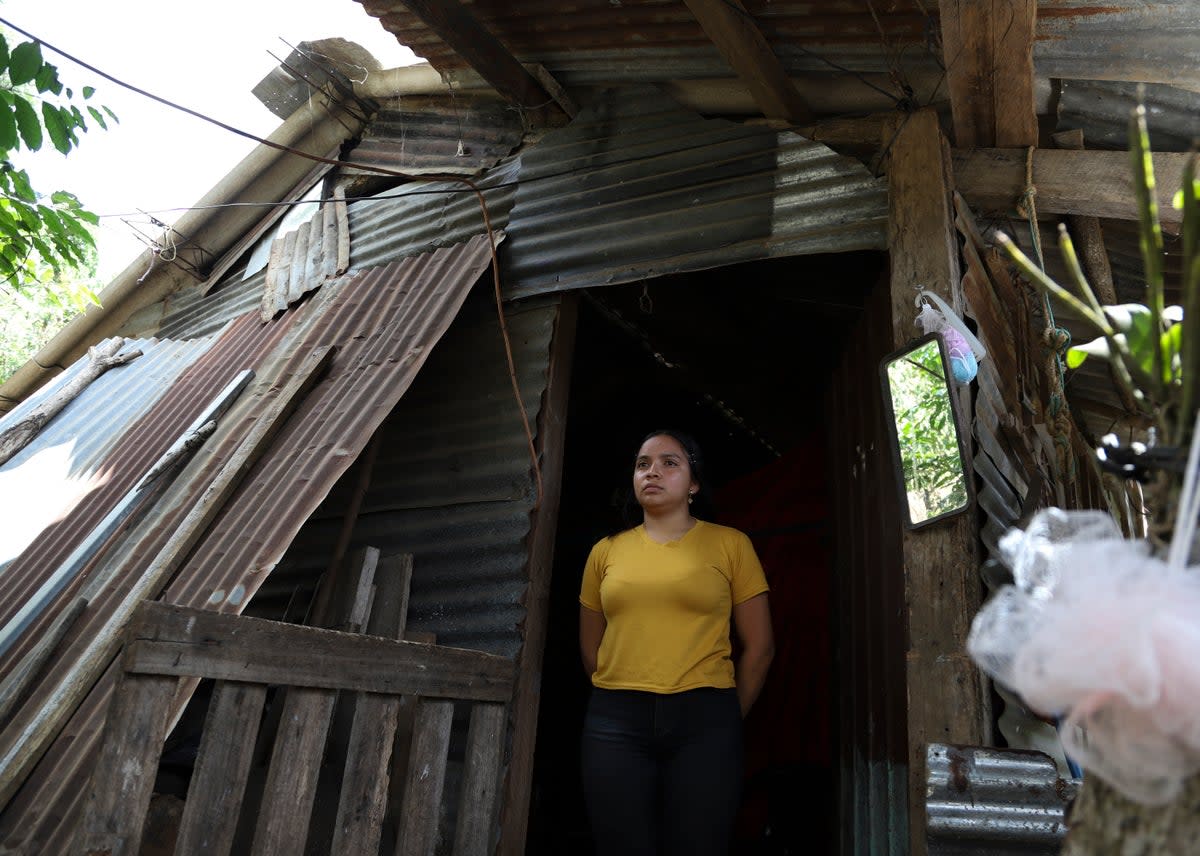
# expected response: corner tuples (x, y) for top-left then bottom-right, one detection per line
(0, 28), (114, 309)
(998, 102), (1200, 450)
(0, 258), (100, 384)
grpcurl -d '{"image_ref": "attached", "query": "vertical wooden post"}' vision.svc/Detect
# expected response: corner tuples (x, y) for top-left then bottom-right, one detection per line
(886, 108), (986, 856)
(496, 293), (578, 856)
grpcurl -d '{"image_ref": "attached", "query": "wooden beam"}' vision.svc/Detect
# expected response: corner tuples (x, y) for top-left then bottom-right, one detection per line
(953, 148), (1191, 227)
(393, 0), (550, 108)
(682, 0), (811, 123)
(939, 0), (1038, 148)
(497, 294), (578, 856)
(886, 108), (987, 856)
(122, 603), (514, 702)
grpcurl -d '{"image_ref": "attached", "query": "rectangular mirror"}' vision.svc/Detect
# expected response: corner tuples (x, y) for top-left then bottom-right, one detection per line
(880, 333), (972, 528)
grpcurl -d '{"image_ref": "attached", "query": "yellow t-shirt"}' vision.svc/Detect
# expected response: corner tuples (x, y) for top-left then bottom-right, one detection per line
(579, 520), (769, 693)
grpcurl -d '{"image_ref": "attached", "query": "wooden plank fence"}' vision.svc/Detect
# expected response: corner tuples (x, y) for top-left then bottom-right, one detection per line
(76, 553), (513, 856)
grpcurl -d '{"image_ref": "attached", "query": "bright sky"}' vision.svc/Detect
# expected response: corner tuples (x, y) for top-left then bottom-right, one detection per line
(1, 0), (418, 280)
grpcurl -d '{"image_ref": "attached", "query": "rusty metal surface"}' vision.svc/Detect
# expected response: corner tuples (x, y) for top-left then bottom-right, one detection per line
(500, 85), (887, 299)
(0, 316), (292, 681)
(0, 238), (496, 853)
(345, 94), (526, 176)
(927, 743), (1080, 855)
(255, 293), (556, 657)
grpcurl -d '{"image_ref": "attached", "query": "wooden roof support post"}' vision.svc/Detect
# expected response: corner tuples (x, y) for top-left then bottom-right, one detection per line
(393, 0), (552, 109)
(939, 0), (1038, 148)
(682, 0), (812, 123)
(885, 108), (987, 856)
(497, 294), (578, 856)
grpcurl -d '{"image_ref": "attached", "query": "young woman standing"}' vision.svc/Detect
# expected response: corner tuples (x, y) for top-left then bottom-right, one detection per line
(578, 430), (775, 856)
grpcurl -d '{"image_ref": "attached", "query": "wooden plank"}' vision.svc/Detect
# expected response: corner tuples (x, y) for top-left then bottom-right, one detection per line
(77, 674), (178, 856)
(682, 0), (811, 123)
(496, 294), (578, 856)
(953, 148), (1191, 227)
(249, 687), (337, 856)
(174, 680), (268, 855)
(394, 699), (455, 856)
(384, 630), (438, 847)
(0, 345), (335, 812)
(938, 0), (1037, 148)
(886, 107), (985, 856)
(453, 702), (506, 856)
(330, 554), (415, 856)
(123, 603), (514, 702)
(394, 0), (549, 108)
(252, 546), (382, 855)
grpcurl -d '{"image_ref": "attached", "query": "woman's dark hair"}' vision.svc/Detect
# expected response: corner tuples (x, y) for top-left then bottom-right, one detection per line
(618, 429), (715, 529)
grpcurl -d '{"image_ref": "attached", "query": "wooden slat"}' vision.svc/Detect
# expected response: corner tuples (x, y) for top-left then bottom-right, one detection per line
(394, 699), (455, 856)
(77, 675), (178, 856)
(331, 554), (415, 856)
(497, 295), (578, 856)
(938, 0), (1037, 148)
(886, 107), (985, 856)
(174, 681), (268, 855)
(953, 148), (1190, 227)
(682, 0), (811, 123)
(385, 630), (437, 846)
(453, 702), (506, 856)
(394, 0), (549, 107)
(123, 603), (514, 702)
(251, 547), (380, 855)
(249, 687), (338, 856)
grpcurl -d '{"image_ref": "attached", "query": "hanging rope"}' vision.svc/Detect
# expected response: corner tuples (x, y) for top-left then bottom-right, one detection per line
(1016, 145), (1077, 484)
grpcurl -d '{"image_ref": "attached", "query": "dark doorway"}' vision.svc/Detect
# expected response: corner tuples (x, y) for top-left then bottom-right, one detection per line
(526, 251), (885, 855)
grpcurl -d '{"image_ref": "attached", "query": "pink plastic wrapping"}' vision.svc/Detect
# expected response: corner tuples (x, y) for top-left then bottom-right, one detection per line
(968, 508), (1200, 804)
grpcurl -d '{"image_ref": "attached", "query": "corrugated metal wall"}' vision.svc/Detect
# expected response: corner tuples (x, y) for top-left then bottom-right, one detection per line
(500, 86), (888, 299)
(827, 277), (909, 855)
(257, 291), (556, 658)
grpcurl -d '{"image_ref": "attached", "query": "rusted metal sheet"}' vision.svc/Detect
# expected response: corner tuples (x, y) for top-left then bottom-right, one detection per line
(500, 86), (887, 299)
(927, 744), (1079, 855)
(0, 316), (293, 682)
(345, 94), (526, 176)
(254, 294), (555, 657)
(0, 238), (496, 854)
(260, 197), (350, 320)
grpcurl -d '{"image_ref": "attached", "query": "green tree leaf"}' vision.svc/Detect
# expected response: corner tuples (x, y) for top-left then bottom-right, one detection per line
(0, 33), (10, 69)
(0, 100), (16, 152)
(41, 100), (69, 154)
(86, 105), (107, 130)
(33, 62), (62, 95)
(9, 41), (44, 87)
(82, 86), (95, 99)
(12, 95), (42, 151)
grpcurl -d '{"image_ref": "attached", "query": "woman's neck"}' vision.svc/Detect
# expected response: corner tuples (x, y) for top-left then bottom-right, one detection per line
(642, 508), (696, 543)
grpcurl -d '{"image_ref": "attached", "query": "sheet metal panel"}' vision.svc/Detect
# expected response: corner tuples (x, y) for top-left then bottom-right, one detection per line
(926, 744), (1079, 855)
(1058, 80), (1200, 154)
(254, 295), (554, 657)
(501, 86), (887, 299)
(0, 238), (496, 854)
(345, 94), (526, 176)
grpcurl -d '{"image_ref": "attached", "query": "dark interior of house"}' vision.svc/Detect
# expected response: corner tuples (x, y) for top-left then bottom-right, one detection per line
(528, 251), (886, 855)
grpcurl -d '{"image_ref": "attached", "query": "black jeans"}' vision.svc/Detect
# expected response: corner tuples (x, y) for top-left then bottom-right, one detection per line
(580, 687), (743, 856)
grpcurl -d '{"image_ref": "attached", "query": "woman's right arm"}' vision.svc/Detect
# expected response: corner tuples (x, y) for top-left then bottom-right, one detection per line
(579, 606), (607, 677)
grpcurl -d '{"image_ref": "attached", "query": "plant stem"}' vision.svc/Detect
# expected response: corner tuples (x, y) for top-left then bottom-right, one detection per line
(1130, 102), (1165, 400)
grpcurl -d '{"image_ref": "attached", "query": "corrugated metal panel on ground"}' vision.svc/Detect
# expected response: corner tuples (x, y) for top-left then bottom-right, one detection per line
(0, 237), (497, 853)
(501, 86), (887, 299)
(255, 294), (555, 657)
(927, 744), (1079, 855)
(345, 94), (526, 176)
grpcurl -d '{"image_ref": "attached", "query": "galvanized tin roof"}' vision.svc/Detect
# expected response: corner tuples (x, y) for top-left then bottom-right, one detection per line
(344, 94), (527, 176)
(500, 86), (888, 298)
(1058, 80), (1200, 154)
(0, 237), (499, 852)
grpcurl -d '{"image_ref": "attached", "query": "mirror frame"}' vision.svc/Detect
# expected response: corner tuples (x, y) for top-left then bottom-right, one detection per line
(878, 332), (974, 530)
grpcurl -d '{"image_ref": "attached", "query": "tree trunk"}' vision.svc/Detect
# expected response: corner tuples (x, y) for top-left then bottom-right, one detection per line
(1063, 773), (1200, 854)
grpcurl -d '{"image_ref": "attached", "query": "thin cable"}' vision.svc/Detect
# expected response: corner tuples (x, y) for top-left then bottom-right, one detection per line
(0, 15), (545, 507)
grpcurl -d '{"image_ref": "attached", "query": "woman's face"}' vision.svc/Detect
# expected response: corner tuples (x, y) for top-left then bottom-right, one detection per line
(633, 434), (698, 513)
